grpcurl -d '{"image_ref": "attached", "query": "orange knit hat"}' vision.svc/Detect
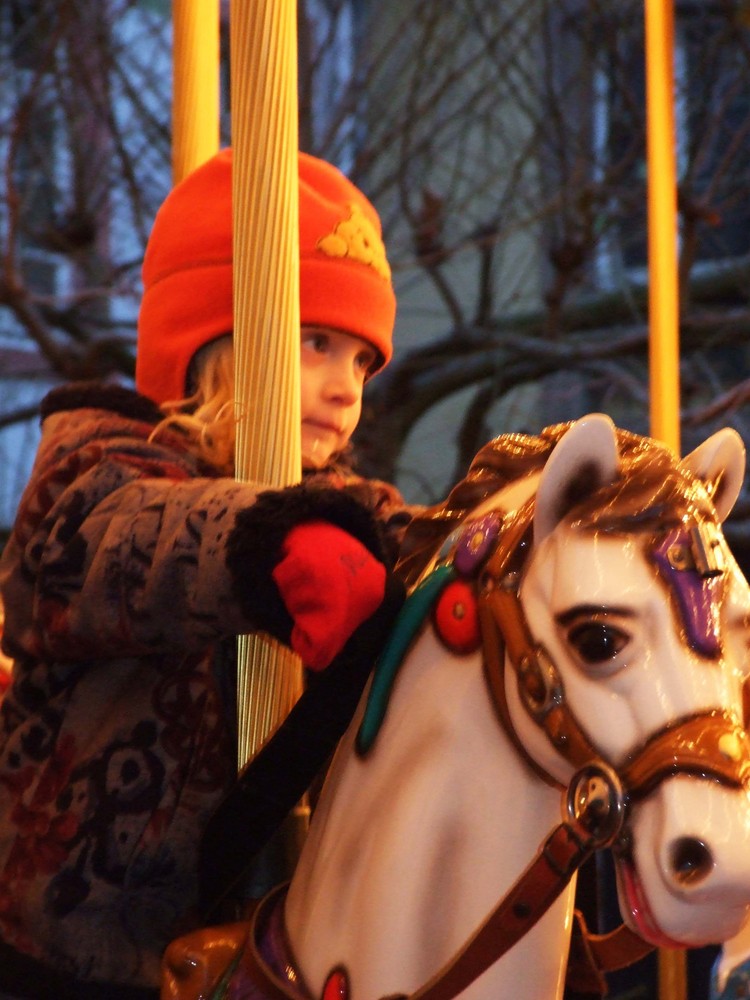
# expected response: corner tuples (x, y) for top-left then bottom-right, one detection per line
(136, 148), (395, 405)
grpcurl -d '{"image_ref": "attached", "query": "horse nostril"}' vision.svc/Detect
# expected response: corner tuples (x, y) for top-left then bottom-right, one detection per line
(670, 837), (714, 886)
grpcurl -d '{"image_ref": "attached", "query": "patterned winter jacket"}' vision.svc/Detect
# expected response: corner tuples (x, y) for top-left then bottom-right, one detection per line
(0, 382), (410, 999)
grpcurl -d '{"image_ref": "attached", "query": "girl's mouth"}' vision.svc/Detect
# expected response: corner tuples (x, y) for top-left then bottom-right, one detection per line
(304, 419), (342, 435)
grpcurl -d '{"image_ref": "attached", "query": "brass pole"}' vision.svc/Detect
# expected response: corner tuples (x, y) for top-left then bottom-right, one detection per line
(646, 0), (681, 457)
(645, 0), (684, 993)
(171, 0), (220, 185)
(230, 1), (304, 769)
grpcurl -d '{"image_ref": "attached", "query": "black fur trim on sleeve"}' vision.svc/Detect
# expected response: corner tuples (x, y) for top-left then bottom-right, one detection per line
(40, 381), (163, 425)
(226, 483), (389, 641)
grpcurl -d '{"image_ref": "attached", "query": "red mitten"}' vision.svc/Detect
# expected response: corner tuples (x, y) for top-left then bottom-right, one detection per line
(271, 521), (386, 671)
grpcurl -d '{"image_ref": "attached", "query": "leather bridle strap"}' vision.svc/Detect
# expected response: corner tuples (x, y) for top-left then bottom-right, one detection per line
(481, 578), (750, 799)
(621, 710), (750, 799)
(391, 806), (619, 1000)
(566, 915), (654, 996)
(241, 808), (622, 1000)
(477, 499), (601, 787)
(478, 502), (750, 799)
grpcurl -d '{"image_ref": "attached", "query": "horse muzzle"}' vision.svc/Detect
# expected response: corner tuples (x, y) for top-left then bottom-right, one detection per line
(611, 710), (750, 947)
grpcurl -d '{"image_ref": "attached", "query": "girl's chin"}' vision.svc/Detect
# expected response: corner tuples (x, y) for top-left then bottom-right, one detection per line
(301, 433), (339, 469)
(302, 448), (335, 470)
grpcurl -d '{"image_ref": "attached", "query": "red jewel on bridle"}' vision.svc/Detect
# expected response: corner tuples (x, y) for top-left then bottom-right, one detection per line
(432, 513), (501, 655)
(322, 967), (349, 1000)
(433, 578), (481, 654)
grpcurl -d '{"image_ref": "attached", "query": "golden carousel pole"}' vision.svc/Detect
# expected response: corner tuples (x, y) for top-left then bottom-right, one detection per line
(173, 0), (303, 780)
(646, 0), (681, 456)
(229, 3), (305, 783)
(171, 0), (220, 185)
(644, 1), (685, 997)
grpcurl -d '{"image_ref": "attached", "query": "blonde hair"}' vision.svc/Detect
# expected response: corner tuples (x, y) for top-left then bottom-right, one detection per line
(151, 336), (236, 474)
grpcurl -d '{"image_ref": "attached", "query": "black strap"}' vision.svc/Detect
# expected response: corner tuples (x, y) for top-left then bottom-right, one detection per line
(0, 937), (158, 1000)
(199, 575), (405, 919)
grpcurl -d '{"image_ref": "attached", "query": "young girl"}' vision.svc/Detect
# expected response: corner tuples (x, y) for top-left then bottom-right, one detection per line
(0, 150), (410, 999)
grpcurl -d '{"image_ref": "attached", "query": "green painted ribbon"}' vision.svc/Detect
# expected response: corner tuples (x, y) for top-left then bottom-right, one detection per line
(356, 563), (455, 755)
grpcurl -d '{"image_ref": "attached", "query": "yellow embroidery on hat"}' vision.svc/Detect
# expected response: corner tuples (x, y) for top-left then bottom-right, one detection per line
(317, 203), (391, 281)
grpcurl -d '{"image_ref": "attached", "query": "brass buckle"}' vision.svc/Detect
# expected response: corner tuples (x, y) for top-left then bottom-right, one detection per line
(566, 762), (626, 849)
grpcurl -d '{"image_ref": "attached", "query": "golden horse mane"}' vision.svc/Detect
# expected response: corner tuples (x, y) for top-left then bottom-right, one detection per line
(397, 422), (715, 589)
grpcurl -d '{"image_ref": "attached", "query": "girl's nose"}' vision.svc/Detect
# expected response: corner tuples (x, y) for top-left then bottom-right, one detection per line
(324, 361), (360, 404)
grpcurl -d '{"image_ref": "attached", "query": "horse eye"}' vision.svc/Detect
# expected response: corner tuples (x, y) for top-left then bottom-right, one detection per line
(568, 622), (628, 664)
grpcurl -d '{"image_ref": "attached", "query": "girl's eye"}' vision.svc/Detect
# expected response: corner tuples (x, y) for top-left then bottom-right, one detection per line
(303, 332), (329, 353)
(357, 351), (376, 372)
(568, 621), (628, 665)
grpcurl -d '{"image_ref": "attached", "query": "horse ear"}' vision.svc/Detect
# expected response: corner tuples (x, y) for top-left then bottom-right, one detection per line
(681, 428), (745, 523)
(534, 414), (619, 545)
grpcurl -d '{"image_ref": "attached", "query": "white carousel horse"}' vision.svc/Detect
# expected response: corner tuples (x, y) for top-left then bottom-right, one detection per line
(165, 415), (750, 1000)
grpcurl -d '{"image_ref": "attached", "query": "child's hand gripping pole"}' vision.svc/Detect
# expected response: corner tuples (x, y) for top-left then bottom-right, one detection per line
(272, 521), (387, 671)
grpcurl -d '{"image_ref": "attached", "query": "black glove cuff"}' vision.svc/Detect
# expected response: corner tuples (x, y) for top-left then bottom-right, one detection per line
(226, 483), (388, 639)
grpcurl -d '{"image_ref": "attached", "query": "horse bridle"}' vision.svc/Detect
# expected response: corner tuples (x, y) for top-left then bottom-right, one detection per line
(243, 497), (750, 1000)
(479, 497), (750, 801)
(388, 497), (750, 1000)
(465, 496), (750, 996)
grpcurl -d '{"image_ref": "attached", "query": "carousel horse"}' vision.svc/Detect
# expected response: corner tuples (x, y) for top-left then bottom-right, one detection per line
(163, 415), (750, 1000)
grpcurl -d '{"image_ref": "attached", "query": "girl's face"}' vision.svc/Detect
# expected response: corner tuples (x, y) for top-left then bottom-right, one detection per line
(300, 327), (378, 468)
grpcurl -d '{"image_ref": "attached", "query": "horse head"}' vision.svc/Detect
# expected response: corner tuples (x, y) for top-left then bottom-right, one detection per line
(430, 414), (750, 951)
